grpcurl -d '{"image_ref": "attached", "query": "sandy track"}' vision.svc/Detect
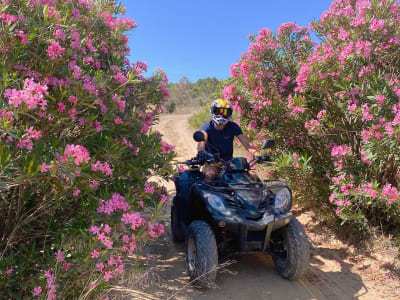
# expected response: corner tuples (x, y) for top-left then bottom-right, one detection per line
(112, 114), (399, 300)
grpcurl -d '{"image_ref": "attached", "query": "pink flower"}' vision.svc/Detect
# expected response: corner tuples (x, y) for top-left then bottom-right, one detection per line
(26, 127), (42, 140)
(329, 193), (336, 203)
(361, 104), (373, 121)
(72, 189), (80, 197)
(121, 212), (145, 230)
(64, 144), (90, 165)
(247, 120), (257, 130)
(159, 193), (168, 203)
(44, 270), (55, 288)
(15, 30), (28, 44)
(114, 117), (123, 124)
(382, 184), (399, 204)
(144, 182), (154, 194)
(54, 28), (66, 41)
(55, 250), (64, 262)
(90, 180), (99, 189)
(104, 224), (111, 234)
(4, 78), (48, 110)
(68, 95), (77, 104)
(87, 281), (96, 290)
(47, 41), (65, 60)
(91, 250), (100, 259)
(62, 263), (71, 271)
(5, 268), (13, 275)
(369, 18), (385, 32)
(375, 94), (385, 104)
(96, 262), (104, 272)
(32, 286), (42, 296)
(338, 28), (349, 40)
(148, 222), (164, 238)
(222, 84), (235, 100)
(89, 225), (101, 235)
(41, 163), (51, 173)
(104, 271), (113, 281)
(331, 145), (351, 157)
(97, 193), (130, 215)
(292, 153), (299, 159)
(161, 140), (175, 153)
(58, 102), (66, 112)
(317, 109), (326, 119)
(71, 7), (80, 19)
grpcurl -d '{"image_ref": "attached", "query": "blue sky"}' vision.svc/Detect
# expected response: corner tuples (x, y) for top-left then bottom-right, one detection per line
(119, 0), (334, 83)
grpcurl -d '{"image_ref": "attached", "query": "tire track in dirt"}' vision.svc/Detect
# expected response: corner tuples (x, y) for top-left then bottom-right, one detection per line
(111, 114), (389, 300)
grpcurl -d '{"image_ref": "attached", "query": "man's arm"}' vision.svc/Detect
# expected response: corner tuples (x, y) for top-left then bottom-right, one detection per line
(237, 134), (259, 156)
(197, 130), (208, 152)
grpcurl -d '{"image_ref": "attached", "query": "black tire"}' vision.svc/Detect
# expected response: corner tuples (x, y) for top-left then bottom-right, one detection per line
(171, 197), (185, 242)
(272, 218), (310, 280)
(185, 221), (218, 288)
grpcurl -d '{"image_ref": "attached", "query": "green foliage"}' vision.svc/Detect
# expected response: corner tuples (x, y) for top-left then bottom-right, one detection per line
(225, 1), (400, 235)
(0, 0), (174, 298)
(188, 105), (210, 128)
(166, 77), (220, 112)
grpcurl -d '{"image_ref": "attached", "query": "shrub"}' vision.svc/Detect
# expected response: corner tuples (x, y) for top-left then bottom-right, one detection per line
(224, 0), (400, 233)
(0, 0), (174, 298)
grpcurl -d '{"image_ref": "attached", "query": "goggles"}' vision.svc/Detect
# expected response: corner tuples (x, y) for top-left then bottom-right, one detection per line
(211, 107), (232, 118)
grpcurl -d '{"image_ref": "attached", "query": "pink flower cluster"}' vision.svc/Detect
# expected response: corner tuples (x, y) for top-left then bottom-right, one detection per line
(121, 212), (145, 230)
(97, 193), (131, 215)
(161, 140), (175, 153)
(382, 184), (399, 204)
(47, 41), (65, 60)
(95, 256), (124, 282)
(91, 161), (113, 176)
(4, 78), (48, 110)
(144, 182), (154, 194)
(148, 222), (164, 238)
(331, 145), (351, 157)
(63, 144), (90, 165)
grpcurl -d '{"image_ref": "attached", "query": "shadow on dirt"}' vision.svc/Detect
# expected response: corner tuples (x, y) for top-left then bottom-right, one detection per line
(304, 245), (368, 299)
(111, 221), (368, 300)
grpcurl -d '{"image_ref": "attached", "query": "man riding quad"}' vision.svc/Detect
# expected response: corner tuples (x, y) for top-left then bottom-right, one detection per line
(172, 98), (310, 288)
(198, 98), (259, 181)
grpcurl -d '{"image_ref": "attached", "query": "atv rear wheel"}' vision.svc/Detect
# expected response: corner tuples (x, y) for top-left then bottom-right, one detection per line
(171, 197), (185, 242)
(185, 221), (218, 288)
(272, 218), (310, 280)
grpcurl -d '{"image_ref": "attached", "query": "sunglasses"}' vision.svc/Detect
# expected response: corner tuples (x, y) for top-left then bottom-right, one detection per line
(212, 107), (232, 117)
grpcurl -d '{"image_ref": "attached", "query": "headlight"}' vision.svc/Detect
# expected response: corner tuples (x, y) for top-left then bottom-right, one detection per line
(274, 188), (292, 214)
(203, 192), (232, 216)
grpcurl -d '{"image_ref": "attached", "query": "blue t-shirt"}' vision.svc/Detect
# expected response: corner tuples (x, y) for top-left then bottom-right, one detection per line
(200, 120), (243, 161)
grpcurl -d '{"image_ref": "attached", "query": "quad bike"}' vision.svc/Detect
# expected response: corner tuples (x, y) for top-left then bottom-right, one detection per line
(171, 131), (310, 288)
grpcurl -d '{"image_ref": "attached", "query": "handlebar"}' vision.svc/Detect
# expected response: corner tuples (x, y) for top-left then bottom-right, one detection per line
(179, 154), (271, 167)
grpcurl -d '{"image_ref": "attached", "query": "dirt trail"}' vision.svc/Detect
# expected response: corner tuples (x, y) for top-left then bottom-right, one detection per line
(112, 114), (399, 300)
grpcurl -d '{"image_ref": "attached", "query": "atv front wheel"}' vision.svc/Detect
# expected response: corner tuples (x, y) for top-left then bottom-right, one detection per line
(185, 221), (218, 288)
(171, 197), (185, 242)
(272, 218), (310, 280)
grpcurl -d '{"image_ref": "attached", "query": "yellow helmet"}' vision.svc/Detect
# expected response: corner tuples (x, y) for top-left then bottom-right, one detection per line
(210, 99), (232, 125)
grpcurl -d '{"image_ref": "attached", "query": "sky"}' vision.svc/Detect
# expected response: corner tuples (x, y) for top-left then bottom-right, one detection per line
(119, 0), (334, 83)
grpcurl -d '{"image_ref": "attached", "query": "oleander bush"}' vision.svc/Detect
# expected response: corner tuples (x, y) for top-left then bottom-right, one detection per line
(0, 0), (175, 298)
(224, 0), (400, 233)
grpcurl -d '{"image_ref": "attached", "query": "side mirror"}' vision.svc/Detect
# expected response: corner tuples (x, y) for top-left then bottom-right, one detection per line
(193, 131), (205, 142)
(261, 139), (275, 149)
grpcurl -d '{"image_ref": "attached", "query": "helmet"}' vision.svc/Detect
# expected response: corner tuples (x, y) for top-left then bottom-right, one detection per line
(210, 99), (233, 126)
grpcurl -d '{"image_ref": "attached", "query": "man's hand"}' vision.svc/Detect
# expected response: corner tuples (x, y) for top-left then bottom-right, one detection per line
(237, 134), (260, 157)
(196, 151), (209, 162)
(248, 148), (260, 157)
